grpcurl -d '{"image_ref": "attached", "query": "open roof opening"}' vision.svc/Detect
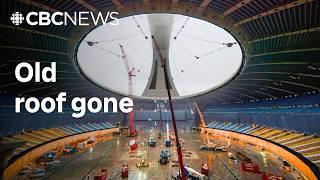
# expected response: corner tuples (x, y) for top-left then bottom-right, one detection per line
(76, 14), (243, 99)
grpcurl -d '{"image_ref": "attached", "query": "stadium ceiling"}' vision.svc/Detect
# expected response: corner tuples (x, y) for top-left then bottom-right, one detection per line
(0, 0), (320, 110)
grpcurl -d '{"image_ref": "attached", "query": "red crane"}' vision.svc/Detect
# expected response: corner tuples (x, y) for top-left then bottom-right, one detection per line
(151, 36), (186, 180)
(119, 44), (137, 137)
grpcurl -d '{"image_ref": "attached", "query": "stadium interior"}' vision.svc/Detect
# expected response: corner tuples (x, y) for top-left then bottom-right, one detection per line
(0, 0), (320, 179)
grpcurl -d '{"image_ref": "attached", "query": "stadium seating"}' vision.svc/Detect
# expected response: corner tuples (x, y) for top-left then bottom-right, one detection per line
(273, 133), (302, 143)
(1, 122), (115, 163)
(207, 121), (320, 168)
(267, 131), (292, 141)
(282, 135), (315, 146)
(260, 129), (282, 139)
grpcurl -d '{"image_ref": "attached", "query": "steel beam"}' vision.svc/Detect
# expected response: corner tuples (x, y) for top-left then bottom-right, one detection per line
(0, 45), (68, 55)
(112, 0), (124, 9)
(249, 27), (320, 43)
(223, 0), (253, 16)
(251, 48), (320, 57)
(0, 24), (69, 41)
(198, 0), (212, 11)
(73, 0), (97, 12)
(235, 0), (314, 26)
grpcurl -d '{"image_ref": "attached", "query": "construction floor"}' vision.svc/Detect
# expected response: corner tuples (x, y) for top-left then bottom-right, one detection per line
(26, 131), (302, 180)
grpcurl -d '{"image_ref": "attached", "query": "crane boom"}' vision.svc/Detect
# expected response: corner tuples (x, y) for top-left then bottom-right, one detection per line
(195, 102), (214, 146)
(194, 102), (206, 131)
(119, 44), (136, 136)
(151, 35), (186, 180)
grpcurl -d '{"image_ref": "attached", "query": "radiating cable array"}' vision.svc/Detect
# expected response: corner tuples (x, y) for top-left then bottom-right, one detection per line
(171, 32), (237, 72)
(85, 14), (238, 94)
(132, 16), (149, 39)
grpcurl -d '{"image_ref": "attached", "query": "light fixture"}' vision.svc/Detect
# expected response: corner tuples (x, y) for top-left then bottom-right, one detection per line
(86, 41), (98, 46)
(223, 42), (237, 47)
(307, 64), (319, 71)
(289, 75), (300, 80)
(273, 82), (282, 86)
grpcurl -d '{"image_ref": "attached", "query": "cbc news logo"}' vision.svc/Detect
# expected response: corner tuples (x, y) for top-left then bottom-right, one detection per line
(9, 11), (119, 26)
(10, 12), (24, 26)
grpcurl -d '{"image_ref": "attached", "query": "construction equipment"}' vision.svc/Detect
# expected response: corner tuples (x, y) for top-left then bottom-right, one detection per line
(194, 102), (206, 134)
(63, 145), (77, 154)
(165, 139), (171, 147)
(148, 138), (156, 147)
(136, 159), (150, 168)
(30, 168), (45, 178)
(157, 103), (164, 139)
(172, 165), (208, 180)
(262, 173), (284, 180)
(199, 140), (228, 152)
(94, 169), (107, 180)
(165, 122), (171, 147)
(184, 166), (208, 179)
(36, 151), (56, 163)
(44, 160), (60, 169)
(199, 144), (216, 151)
(129, 140), (138, 151)
(119, 44), (137, 137)
(120, 127), (129, 136)
(159, 149), (170, 164)
(195, 102), (210, 144)
(121, 164), (129, 178)
(215, 146), (227, 152)
(152, 35), (186, 180)
(195, 102), (221, 152)
(201, 163), (209, 176)
(241, 162), (261, 174)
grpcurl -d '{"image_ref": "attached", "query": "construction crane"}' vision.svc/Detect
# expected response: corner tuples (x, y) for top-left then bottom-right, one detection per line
(195, 102), (213, 145)
(151, 35), (186, 180)
(194, 102), (206, 133)
(119, 44), (137, 137)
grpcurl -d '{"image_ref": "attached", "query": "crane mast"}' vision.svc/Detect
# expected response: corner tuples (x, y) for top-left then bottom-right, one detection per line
(119, 44), (137, 136)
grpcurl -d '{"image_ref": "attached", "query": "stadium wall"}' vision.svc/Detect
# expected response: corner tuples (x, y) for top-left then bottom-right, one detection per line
(132, 110), (195, 130)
